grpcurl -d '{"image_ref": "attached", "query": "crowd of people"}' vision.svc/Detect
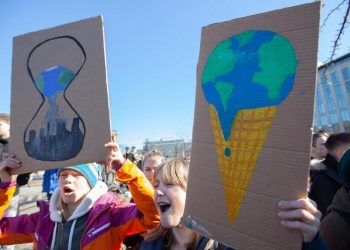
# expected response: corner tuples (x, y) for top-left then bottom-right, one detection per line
(308, 130), (350, 249)
(1, 113), (350, 249)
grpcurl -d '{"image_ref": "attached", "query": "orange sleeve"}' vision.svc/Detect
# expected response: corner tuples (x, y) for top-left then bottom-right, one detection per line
(115, 159), (160, 229)
(0, 181), (16, 219)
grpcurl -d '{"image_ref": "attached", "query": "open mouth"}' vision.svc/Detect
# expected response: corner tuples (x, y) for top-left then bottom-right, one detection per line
(158, 202), (171, 213)
(63, 187), (73, 195)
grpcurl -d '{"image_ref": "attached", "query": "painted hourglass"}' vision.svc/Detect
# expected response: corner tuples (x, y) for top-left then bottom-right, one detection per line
(24, 36), (86, 161)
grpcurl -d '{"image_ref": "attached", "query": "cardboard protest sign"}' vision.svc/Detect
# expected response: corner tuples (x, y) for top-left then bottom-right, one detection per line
(183, 2), (320, 249)
(10, 16), (111, 173)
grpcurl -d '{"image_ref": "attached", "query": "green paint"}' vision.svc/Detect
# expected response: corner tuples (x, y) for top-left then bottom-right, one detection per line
(58, 70), (75, 87)
(35, 75), (45, 92)
(202, 39), (236, 84)
(236, 30), (255, 48)
(215, 81), (234, 111)
(253, 34), (298, 101)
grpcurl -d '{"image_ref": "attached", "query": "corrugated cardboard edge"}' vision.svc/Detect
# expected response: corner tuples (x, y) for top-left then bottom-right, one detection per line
(184, 2), (320, 249)
(10, 16), (112, 173)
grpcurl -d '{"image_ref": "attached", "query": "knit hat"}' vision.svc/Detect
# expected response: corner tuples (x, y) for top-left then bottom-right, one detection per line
(58, 163), (102, 188)
(338, 148), (350, 187)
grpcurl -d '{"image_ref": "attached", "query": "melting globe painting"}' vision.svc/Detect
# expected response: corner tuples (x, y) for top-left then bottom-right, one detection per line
(11, 16), (112, 173)
(24, 36), (86, 161)
(201, 30), (298, 222)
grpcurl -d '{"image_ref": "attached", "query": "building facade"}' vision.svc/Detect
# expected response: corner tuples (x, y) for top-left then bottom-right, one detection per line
(143, 138), (191, 159)
(313, 53), (350, 133)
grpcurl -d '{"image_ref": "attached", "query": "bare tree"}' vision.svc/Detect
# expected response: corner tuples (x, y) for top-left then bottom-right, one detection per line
(322, 0), (350, 63)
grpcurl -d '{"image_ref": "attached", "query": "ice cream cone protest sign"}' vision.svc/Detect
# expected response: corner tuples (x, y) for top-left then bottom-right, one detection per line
(183, 2), (320, 249)
(10, 16), (111, 173)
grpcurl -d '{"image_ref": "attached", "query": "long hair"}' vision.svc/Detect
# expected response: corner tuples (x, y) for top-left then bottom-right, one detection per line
(144, 159), (203, 249)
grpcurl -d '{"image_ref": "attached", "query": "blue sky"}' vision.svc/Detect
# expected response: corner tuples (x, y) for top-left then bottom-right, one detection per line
(1, 0), (349, 149)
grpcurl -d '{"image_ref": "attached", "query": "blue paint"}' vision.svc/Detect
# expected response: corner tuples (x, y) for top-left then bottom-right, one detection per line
(25, 66), (85, 161)
(202, 30), (297, 141)
(41, 66), (71, 97)
(225, 147), (231, 157)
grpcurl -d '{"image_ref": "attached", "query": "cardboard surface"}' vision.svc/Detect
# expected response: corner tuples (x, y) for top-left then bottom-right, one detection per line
(10, 16), (111, 173)
(183, 2), (320, 249)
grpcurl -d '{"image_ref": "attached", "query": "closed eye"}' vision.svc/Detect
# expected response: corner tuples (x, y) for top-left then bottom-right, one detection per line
(153, 180), (160, 188)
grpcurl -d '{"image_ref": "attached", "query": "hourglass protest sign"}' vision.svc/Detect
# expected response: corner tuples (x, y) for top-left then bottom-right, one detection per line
(10, 16), (111, 173)
(183, 2), (320, 250)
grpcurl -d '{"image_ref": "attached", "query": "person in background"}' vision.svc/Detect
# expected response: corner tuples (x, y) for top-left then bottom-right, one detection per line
(308, 130), (330, 193)
(0, 116), (30, 250)
(0, 118), (13, 250)
(309, 132), (350, 218)
(310, 130), (329, 161)
(0, 140), (159, 249)
(142, 151), (164, 184)
(320, 147), (350, 249)
(124, 146), (136, 163)
(123, 150), (165, 249)
(140, 159), (326, 250)
(123, 150), (166, 249)
(309, 130), (329, 179)
(42, 168), (59, 200)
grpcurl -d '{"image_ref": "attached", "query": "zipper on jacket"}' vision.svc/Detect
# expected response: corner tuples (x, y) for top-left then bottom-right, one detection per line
(57, 223), (64, 250)
(79, 200), (127, 248)
(87, 222), (111, 238)
(80, 207), (110, 249)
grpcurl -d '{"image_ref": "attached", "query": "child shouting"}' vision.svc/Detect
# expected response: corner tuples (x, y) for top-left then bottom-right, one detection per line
(0, 141), (159, 249)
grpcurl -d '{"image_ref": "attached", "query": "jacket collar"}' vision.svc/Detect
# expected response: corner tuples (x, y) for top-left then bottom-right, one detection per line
(49, 181), (108, 222)
(324, 153), (339, 171)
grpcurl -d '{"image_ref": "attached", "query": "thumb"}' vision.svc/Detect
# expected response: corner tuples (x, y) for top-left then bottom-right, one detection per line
(112, 133), (117, 143)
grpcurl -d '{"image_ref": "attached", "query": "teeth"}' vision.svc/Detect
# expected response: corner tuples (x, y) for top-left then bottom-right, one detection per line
(157, 202), (169, 206)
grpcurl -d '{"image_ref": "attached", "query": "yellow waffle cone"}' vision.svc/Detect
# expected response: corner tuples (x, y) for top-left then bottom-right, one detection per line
(209, 105), (277, 222)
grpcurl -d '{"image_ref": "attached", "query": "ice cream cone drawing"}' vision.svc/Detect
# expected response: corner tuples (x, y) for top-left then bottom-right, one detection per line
(201, 30), (298, 222)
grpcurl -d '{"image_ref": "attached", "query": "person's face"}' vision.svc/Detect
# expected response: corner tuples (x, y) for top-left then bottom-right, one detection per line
(59, 169), (91, 206)
(143, 156), (163, 183)
(0, 121), (10, 139)
(154, 173), (186, 228)
(313, 136), (328, 159)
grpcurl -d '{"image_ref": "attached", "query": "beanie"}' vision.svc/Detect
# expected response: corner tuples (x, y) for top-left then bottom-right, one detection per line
(338, 148), (350, 187)
(58, 163), (102, 188)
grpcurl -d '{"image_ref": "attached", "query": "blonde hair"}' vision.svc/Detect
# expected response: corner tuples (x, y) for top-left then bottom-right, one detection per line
(154, 159), (189, 190)
(145, 159), (202, 248)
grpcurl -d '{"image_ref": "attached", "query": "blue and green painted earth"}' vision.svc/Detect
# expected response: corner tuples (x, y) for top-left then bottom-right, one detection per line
(25, 66), (85, 161)
(34, 66), (75, 98)
(202, 30), (298, 142)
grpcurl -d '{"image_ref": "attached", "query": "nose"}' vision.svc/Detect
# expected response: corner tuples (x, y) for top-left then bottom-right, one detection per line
(155, 188), (164, 197)
(63, 174), (75, 183)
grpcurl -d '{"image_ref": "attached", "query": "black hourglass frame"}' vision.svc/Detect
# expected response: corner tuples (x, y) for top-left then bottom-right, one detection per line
(24, 36), (87, 161)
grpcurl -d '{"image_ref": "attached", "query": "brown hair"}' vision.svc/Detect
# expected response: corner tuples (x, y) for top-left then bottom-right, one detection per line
(325, 132), (350, 152)
(312, 130), (329, 147)
(142, 151), (165, 172)
(0, 114), (10, 124)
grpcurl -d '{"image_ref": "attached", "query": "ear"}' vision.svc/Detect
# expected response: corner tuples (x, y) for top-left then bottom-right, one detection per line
(334, 147), (346, 162)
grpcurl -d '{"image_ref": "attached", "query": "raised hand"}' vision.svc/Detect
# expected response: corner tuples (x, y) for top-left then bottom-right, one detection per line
(278, 198), (321, 242)
(0, 153), (21, 182)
